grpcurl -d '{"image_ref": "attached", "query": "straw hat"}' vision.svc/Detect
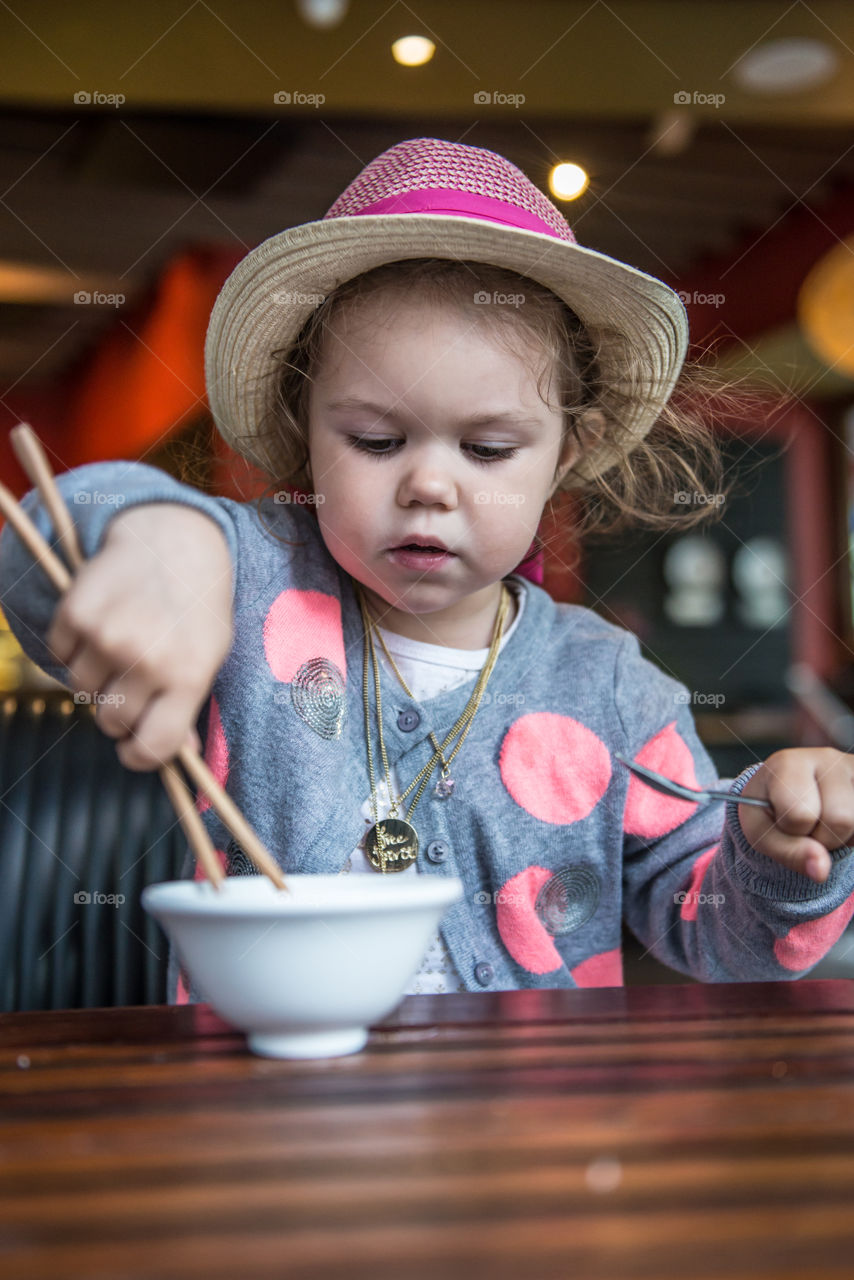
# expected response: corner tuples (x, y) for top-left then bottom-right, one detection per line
(204, 137), (689, 482)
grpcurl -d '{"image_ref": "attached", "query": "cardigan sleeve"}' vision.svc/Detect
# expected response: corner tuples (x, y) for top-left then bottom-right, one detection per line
(616, 632), (854, 981)
(0, 460), (242, 687)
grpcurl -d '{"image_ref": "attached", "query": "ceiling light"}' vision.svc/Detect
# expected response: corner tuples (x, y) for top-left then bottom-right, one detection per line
(731, 37), (838, 94)
(295, 0), (349, 28)
(549, 163), (589, 201)
(392, 36), (436, 67)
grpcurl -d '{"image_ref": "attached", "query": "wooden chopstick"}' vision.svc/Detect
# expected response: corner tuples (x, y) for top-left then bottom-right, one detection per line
(176, 747), (286, 886)
(10, 427), (84, 570)
(3, 425), (287, 892)
(159, 761), (228, 886)
(0, 478), (72, 593)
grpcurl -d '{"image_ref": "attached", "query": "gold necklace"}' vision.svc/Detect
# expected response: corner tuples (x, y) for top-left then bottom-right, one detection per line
(357, 583), (510, 873)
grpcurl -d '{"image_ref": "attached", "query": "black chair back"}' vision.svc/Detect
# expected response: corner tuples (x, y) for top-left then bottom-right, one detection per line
(0, 694), (187, 1011)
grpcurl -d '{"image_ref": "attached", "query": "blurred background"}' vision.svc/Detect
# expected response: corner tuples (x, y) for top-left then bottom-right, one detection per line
(1, 0), (854, 1002)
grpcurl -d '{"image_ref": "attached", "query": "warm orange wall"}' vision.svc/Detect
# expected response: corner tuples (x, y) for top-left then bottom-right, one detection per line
(0, 246), (243, 494)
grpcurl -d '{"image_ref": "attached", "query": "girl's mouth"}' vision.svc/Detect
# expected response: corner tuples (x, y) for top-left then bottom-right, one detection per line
(387, 545), (456, 571)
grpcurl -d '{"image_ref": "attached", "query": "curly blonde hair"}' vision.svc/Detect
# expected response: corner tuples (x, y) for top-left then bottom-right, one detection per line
(247, 257), (748, 542)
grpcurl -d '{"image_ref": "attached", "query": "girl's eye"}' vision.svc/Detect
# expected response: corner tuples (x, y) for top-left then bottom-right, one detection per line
(348, 436), (400, 455)
(347, 436), (518, 464)
(468, 444), (519, 464)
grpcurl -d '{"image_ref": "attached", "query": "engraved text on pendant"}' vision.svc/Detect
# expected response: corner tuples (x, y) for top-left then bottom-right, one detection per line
(365, 818), (419, 873)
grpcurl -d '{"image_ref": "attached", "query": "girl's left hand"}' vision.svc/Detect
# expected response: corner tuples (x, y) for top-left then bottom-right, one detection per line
(739, 748), (854, 884)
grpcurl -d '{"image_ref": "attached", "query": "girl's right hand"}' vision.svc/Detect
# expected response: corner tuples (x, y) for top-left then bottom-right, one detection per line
(45, 503), (234, 771)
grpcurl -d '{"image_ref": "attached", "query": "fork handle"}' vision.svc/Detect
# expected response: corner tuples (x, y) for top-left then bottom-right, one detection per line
(716, 791), (774, 812)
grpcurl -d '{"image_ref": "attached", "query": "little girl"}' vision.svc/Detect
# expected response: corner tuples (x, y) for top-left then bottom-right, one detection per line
(3, 137), (854, 997)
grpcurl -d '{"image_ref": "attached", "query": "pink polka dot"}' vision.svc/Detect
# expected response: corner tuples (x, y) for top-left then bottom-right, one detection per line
(197, 696), (228, 816)
(175, 971), (190, 1004)
(624, 722), (699, 839)
(496, 866), (563, 974)
(774, 890), (854, 971)
(499, 713), (611, 824)
(679, 845), (719, 921)
(263, 589), (346, 683)
(571, 947), (623, 988)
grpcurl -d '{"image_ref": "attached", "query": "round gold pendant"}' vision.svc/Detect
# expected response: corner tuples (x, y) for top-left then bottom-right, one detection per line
(365, 818), (418, 873)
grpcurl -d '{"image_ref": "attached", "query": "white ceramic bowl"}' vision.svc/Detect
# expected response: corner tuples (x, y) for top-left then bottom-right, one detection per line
(142, 874), (464, 1059)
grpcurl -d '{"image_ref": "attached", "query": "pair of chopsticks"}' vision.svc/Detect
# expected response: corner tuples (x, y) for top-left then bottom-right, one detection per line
(0, 423), (287, 893)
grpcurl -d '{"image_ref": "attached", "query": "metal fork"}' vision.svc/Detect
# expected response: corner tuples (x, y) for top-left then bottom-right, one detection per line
(613, 753), (774, 812)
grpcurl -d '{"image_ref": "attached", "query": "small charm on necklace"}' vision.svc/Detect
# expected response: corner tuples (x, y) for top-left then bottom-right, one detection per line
(435, 773), (455, 799)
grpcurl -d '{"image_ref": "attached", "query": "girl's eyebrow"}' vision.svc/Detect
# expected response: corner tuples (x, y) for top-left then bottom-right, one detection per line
(324, 396), (541, 430)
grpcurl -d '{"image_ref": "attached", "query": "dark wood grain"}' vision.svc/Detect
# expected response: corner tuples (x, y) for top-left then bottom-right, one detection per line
(1, 981), (854, 1279)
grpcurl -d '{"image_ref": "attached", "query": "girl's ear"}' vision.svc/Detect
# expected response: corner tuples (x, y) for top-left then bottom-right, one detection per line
(550, 409), (606, 493)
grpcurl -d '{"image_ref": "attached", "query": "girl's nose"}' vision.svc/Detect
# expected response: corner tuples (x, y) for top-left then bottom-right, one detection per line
(396, 447), (458, 508)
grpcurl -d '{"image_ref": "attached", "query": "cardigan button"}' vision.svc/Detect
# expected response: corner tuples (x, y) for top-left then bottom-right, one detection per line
(474, 961), (494, 987)
(397, 709), (420, 732)
(425, 841), (448, 864)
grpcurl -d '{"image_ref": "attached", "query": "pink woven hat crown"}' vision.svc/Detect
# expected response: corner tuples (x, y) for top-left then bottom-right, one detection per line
(322, 136), (577, 241)
(205, 137), (688, 482)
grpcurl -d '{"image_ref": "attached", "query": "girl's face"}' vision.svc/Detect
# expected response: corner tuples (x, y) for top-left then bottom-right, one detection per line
(306, 291), (581, 648)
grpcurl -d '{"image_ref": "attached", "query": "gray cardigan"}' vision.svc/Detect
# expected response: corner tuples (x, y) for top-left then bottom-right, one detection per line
(3, 460), (853, 992)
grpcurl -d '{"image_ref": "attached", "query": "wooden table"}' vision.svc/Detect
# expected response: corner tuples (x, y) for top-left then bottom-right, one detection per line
(2, 981), (854, 1280)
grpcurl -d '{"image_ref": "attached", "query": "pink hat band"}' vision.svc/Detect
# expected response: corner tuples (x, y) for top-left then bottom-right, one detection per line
(323, 137), (576, 244)
(330, 186), (576, 243)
